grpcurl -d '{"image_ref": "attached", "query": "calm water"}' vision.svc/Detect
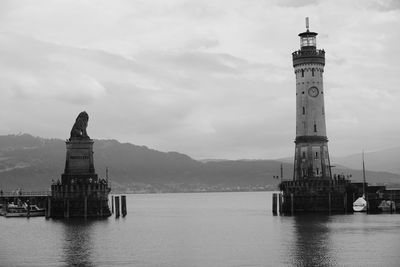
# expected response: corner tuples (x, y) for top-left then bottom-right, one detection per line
(1, 192), (400, 266)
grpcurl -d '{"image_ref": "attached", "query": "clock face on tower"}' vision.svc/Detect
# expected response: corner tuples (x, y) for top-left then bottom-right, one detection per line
(308, 86), (319, 97)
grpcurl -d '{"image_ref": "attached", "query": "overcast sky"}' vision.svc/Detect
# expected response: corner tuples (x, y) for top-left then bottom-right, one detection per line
(0, 0), (399, 160)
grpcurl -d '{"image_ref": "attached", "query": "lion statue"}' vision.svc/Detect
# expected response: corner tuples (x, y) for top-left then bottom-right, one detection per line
(70, 111), (90, 139)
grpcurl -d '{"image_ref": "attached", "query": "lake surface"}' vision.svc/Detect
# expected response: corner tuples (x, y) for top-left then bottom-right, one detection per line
(1, 192), (400, 266)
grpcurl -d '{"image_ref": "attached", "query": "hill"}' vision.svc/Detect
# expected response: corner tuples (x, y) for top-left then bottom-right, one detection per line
(331, 147), (400, 175)
(1, 134), (399, 192)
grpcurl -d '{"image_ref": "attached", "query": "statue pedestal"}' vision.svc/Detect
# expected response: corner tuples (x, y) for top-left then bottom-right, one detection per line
(50, 138), (111, 218)
(61, 139), (97, 184)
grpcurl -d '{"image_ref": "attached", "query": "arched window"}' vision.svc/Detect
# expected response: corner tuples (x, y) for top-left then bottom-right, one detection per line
(312, 68), (315, 76)
(302, 107), (305, 114)
(301, 69), (304, 77)
(314, 124), (317, 132)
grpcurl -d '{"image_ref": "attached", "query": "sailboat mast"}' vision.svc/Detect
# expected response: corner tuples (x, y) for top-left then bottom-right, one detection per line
(362, 151), (366, 195)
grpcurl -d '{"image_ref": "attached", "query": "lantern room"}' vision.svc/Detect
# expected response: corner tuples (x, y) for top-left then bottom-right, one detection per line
(299, 17), (317, 49)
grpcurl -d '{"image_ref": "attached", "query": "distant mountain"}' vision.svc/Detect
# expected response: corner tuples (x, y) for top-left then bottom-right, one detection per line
(0, 134), (399, 192)
(331, 147), (400, 175)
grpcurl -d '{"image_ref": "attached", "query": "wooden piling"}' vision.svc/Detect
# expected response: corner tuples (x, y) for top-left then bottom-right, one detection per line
(27, 203), (30, 218)
(290, 193), (294, 215)
(121, 195), (127, 217)
(66, 199), (70, 218)
(100, 199), (103, 217)
(278, 193), (282, 215)
(3, 198), (8, 214)
(272, 193), (277, 215)
(84, 196), (87, 219)
(115, 196), (120, 218)
(328, 193), (331, 214)
(111, 195), (114, 214)
(64, 199), (67, 218)
(390, 197), (393, 214)
(46, 197), (51, 218)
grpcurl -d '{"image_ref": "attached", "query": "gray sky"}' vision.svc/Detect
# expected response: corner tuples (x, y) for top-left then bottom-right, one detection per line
(0, 0), (399, 159)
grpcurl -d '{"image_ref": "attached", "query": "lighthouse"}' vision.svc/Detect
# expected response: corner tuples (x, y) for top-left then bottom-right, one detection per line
(278, 19), (352, 214)
(292, 18), (331, 181)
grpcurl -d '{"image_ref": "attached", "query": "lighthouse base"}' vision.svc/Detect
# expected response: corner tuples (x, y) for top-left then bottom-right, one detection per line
(279, 178), (352, 214)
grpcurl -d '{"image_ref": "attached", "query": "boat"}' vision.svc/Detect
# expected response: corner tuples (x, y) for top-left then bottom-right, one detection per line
(353, 195), (367, 212)
(3, 203), (45, 217)
(378, 200), (396, 213)
(353, 151), (368, 212)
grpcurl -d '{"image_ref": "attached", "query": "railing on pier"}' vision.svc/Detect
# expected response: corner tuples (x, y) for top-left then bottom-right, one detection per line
(0, 191), (51, 197)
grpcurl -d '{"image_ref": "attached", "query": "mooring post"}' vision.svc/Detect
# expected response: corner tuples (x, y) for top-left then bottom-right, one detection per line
(115, 196), (120, 218)
(111, 195), (114, 214)
(272, 193), (277, 215)
(63, 199), (67, 218)
(46, 197), (51, 218)
(390, 195), (393, 214)
(121, 195), (127, 217)
(328, 193), (331, 215)
(66, 199), (70, 218)
(27, 202), (30, 218)
(100, 199), (103, 217)
(84, 196), (88, 219)
(290, 193), (294, 216)
(3, 197), (7, 214)
(278, 193), (282, 215)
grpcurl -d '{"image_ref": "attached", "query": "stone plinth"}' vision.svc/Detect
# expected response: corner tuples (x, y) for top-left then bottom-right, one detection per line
(50, 111), (111, 218)
(61, 139), (97, 185)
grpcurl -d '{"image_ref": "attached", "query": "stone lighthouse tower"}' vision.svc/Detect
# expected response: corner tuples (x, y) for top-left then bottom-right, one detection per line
(278, 19), (352, 214)
(292, 18), (331, 181)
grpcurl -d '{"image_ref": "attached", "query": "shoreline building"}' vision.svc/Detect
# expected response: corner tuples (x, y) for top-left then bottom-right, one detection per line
(279, 19), (352, 214)
(48, 111), (111, 218)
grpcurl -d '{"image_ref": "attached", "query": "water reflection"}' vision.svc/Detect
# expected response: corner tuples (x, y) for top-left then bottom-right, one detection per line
(57, 219), (100, 267)
(289, 215), (336, 266)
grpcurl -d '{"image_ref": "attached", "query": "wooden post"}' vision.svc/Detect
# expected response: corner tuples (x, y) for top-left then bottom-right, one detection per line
(121, 195), (127, 217)
(4, 197), (8, 214)
(290, 193), (294, 216)
(272, 193), (277, 215)
(66, 199), (70, 218)
(111, 195), (114, 214)
(100, 199), (103, 217)
(63, 199), (67, 218)
(278, 193), (282, 215)
(115, 196), (120, 218)
(328, 193), (331, 215)
(46, 197), (51, 218)
(84, 196), (87, 219)
(27, 202), (30, 218)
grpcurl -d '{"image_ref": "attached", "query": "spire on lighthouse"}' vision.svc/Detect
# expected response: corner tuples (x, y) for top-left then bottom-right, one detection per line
(306, 17), (309, 30)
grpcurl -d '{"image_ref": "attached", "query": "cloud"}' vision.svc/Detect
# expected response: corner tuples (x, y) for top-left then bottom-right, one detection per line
(0, 0), (399, 159)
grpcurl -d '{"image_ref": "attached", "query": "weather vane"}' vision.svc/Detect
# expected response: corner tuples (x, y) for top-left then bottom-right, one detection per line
(306, 17), (309, 30)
